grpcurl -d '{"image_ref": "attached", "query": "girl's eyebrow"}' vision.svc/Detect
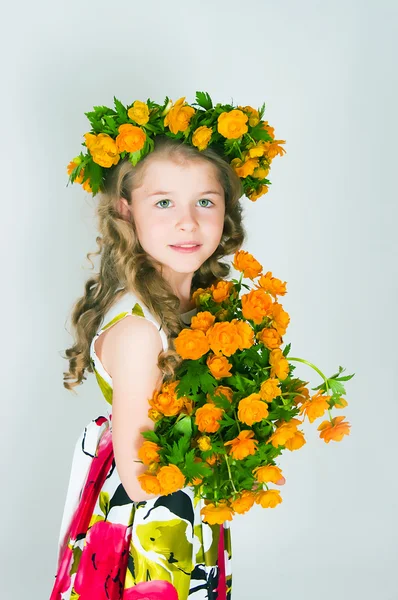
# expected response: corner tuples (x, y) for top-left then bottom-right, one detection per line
(149, 190), (222, 197)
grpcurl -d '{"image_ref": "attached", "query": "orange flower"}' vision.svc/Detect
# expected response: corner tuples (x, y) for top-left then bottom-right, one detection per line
(266, 139), (286, 160)
(138, 441), (161, 465)
(253, 465), (284, 484)
(230, 156), (260, 178)
(247, 185), (269, 202)
(174, 328), (210, 360)
(318, 416), (351, 443)
(270, 302), (290, 336)
(205, 453), (218, 465)
(230, 490), (256, 514)
(157, 464), (186, 495)
(299, 390), (331, 423)
(164, 96), (195, 134)
(262, 121), (275, 139)
(291, 381), (310, 406)
(284, 430), (306, 451)
(231, 319), (255, 350)
(195, 403), (224, 433)
(237, 394), (269, 426)
(149, 382), (185, 417)
(233, 250), (263, 279)
(268, 420), (300, 447)
(241, 288), (273, 325)
(127, 100), (150, 125)
(190, 310), (215, 333)
(217, 109), (248, 139)
(200, 500), (234, 525)
(206, 354), (233, 379)
(137, 473), (162, 495)
(84, 132), (120, 168)
(259, 377), (281, 402)
(238, 105), (260, 127)
(192, 125), (213, 150)
(256, 326), (282, 350)
(255, 489), (282, 508)
(211, 279), (234, 303)
(115, 123), (146, 153)
(258, 271), (287, 298)
(191, 287), (211, 305)
(224, 429), (258, 460)
(269, 348), (290, 381)
(207, 385), (234, 405)
(82, 178), (93, 193)
(206, 322), (240, 357)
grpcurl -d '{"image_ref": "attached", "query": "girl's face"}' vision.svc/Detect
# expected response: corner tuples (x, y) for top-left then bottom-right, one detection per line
(125, 157), (225, 290)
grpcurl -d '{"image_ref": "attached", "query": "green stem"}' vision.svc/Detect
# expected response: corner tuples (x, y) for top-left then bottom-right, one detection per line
(218, 432), (238, 495)
(288, 357), (330, 394)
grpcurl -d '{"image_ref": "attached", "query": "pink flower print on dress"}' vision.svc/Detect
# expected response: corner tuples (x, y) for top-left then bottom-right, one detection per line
(124, 580), (179, 600)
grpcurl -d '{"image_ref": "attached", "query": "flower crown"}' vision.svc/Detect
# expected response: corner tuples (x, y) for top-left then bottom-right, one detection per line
(66, 91), (286, 202)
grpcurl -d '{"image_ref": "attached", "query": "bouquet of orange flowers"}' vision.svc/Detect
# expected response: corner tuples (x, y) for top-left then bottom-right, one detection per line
(136, 250), (354, 525)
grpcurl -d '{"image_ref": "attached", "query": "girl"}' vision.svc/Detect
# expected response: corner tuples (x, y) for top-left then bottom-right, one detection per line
(50, 133), (246, 599)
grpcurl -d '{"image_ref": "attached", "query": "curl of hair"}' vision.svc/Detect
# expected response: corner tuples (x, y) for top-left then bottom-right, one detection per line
(63, 135), (246, 393)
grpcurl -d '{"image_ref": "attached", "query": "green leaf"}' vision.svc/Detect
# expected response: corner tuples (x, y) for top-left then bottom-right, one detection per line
(184, 449), (213, 479)
(195, 91), (213, 110)
(99, 491), (110, 516)
(129, 150), (142, 166)
(173, 415), (192, 437)
(114, 96), (127, 118)
(70, 546), (82, 575)
(283, 343), (291, 357)
(141, 430), (160, 443)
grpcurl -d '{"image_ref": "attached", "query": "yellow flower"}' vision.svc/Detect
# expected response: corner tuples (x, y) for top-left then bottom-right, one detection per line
(84, 132), (120, 168)
(174, 328), (210, 360)
(255, 489), (282, 508)
(268, 420), (299, 447)
(259, 377), (281, 402)
(206, 354), (233, 379)
(230, 490), (256, 514)
(233, 250), (263, 279)
(200, 500), (234, 525)
(164, 96), (195, 134)
(127, 100), (150, 125)
(138, 441), (161, 465)
(217, 109), (248, 139)
(192, 125), (213, 150)
(148, 408), (163, 422)
(115, 124), (146, 153)
(237, 394), (269, 426)
(318, 416), (351, 443)
(256, 327), (282, 350)
(197, 435), (212, 451)
(241, 288), (273, 325)
(149, 381), (185, 417)
(224, 429), (258, 460)
(253, 465), (284, 484)
(334, 397), (348, 409)
(247, 185), (269, 201)
(157, 464), (186, 495)
(262, 121), (275, 139)
(207, 385), (234, 405)
(252, 165), (270, 179)
(195, 403), (224, 433)
(285, 430), (306, 451)
(269, 348), (290, 380)
(206, 321), (241, 357)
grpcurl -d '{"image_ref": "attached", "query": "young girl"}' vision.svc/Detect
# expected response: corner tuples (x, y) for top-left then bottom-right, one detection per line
(50, 132), (247, 599)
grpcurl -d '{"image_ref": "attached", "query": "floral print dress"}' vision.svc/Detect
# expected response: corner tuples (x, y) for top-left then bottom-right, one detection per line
(50, 290), (232, 600)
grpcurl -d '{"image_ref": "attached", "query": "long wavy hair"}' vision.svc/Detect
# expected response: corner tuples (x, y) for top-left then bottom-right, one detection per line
(63, 134), (246, 392)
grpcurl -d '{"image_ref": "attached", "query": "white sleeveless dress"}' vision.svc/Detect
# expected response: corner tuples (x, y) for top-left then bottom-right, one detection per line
(50, 289), (232, 600)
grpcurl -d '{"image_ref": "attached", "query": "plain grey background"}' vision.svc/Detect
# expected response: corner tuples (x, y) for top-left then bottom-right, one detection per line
(2, 0), (397, 598)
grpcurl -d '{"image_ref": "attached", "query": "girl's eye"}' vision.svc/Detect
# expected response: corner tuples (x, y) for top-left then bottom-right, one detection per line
(156, 199), (214, 209)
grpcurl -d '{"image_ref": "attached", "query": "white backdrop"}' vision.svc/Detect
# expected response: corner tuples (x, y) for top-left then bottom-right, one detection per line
(2, 1), (397, 598)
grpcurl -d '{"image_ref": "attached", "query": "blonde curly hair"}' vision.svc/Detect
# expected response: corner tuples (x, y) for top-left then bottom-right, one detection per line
(63, 134), (246, 392)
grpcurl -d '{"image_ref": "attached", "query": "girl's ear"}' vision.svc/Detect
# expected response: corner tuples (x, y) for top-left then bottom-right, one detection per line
(117, 197), (132, 221)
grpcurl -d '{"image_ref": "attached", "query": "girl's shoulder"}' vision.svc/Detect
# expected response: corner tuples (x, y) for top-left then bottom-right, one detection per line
(98, 287), (168, 352)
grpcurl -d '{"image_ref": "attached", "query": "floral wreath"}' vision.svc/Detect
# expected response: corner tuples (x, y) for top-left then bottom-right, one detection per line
(66, 91), (286, 202)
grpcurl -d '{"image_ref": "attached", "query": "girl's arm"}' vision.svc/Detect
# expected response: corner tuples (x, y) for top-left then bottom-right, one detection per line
(100, 315), (165, 503)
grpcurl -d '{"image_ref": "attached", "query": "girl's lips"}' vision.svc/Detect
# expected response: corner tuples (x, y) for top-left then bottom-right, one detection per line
(169, 244), (202, 253)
